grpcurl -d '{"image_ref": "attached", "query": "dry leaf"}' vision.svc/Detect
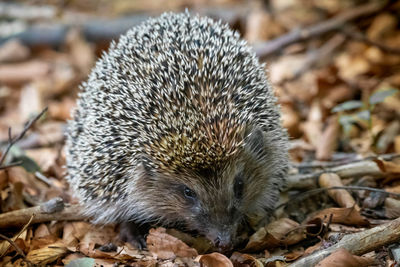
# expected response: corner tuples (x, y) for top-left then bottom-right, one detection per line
(147, 227), (198, 260)
(48, 97), (76, 121)
(318, 173), (358, 209)
(26, 241), (67, 265)
(195, 252), (233, 267)
(311, 207), (369, 226)
(316, 248), (375, 267)
(244, 218), (304, 251)
(316, 116), (339, 161)
(384, 198), (400, 219)
(230, 252), (263, 266)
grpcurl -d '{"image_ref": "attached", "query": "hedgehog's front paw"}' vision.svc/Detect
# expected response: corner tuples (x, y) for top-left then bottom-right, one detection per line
(119, 221), (150, 250)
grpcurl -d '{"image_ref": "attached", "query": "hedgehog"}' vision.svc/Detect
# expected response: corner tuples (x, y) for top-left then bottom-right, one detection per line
(65, 12), (289, 250)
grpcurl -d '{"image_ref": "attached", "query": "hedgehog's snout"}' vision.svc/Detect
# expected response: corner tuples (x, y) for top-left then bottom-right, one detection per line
(206, 226), (235, 252)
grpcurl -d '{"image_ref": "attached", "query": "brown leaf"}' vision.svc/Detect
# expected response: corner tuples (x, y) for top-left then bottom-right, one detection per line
(26, 241), (67, 265)
(384, 197), (400, 219)
(147, 227), (198, 260)
(318, 173), (358, 209)
(66, 28), (95, 75)
(62, 222), (92, 248)
(244, 218), (304, 251)
(316, 116), (339, 161)
(78, 224), (117, 258)
(48, 97), (76, 121)
(230, 252), (263, 267)
(311, 207), (369, 226)
(316, 248), (375, 267)
(373, 159), (400, 174)
(195, 252), (233, 267)
(283, 247), (304, 262)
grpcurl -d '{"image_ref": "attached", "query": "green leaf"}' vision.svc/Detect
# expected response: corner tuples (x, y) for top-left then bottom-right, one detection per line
(338, 114), (358, 126)
(65, 258), (95, 267)
(332, 100), (363, 113)
(14, 155), (41, 173)
(369, 88), (398, 105)
(356, 110), (370, 121)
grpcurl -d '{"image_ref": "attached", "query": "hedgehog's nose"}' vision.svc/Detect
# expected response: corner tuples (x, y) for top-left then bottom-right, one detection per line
(213, 232), (233, 252)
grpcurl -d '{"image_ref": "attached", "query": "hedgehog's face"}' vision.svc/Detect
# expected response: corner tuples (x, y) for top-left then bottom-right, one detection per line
(145, 127), (287, 251)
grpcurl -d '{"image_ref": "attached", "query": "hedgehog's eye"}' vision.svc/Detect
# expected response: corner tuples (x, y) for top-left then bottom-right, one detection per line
(234, 175), (244, 199)
(183, 186), (197, 200)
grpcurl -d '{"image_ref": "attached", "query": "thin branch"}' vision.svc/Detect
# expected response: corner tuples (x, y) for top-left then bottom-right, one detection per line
(0, 215), (33, 258)
(0, 107), (48, 166)
(290, 216), (400, 266)
(0, 233), (28, 259)
(0, 199), (86, 228)
(277, 186), (400, 210)
(254, 1), (388, 57)
(0, 161), (22, 170)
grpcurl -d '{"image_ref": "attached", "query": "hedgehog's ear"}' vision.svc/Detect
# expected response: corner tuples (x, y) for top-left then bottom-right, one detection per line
(139, 155), (155, 176)
(244, 127), (265, 159)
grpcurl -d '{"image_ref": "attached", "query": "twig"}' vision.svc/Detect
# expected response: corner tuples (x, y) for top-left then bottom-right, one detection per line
(0, 215), (33, 258)
(286, 160), (383, 190)
(254, 1), (388, 57)
(0, 234), (30, 263)
(277, 186), (400, 210)
(0, 107), (47, 166)
(290, 216), (400, 266)
(0, 198), (86, 228)
(0, 161), (22, 170)
(341, 25), (400, 54)
(292, 153), (400, 169)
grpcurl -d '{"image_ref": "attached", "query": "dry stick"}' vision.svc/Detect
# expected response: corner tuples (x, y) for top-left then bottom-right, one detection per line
(277, 185), (400, 211)
(0, 161), (22, 170)
(0, 234), (30, 264)
(290, 216), (400, 266)
(254, 0), (388, 58)
(292, 153), (400, 169)
(0, 215), (34, 262)
(0, 198), (86, 228)
(286, 160), (383, 190)
(0, 107), (48, 166)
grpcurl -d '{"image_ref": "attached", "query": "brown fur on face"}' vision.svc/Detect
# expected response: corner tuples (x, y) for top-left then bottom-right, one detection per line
(131, 126), (288, 249)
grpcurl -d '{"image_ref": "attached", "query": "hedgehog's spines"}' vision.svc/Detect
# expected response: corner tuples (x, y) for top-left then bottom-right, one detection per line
(66, 12), (289, 230)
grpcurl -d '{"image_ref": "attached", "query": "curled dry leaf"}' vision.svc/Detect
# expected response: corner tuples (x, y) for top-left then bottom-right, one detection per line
(315, 116), (339, 161)
(284, 247), (304, 262)
(166, 228), (213, 254)
(78, 225), (118, 258)
(373, 159), (400, 174)
(384, 197), (400, 219)
(26, 241), (67, 265)
(244, 218), (304, 251)
(316, 248), (375, 267)
(318, 173), (358, 209)
(62, 222), (92, 249)
(311, 207), (369, 226)
(195, 252), (233, 267)
(147, 227), (198, 260)
(230, 252), (264, 266)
